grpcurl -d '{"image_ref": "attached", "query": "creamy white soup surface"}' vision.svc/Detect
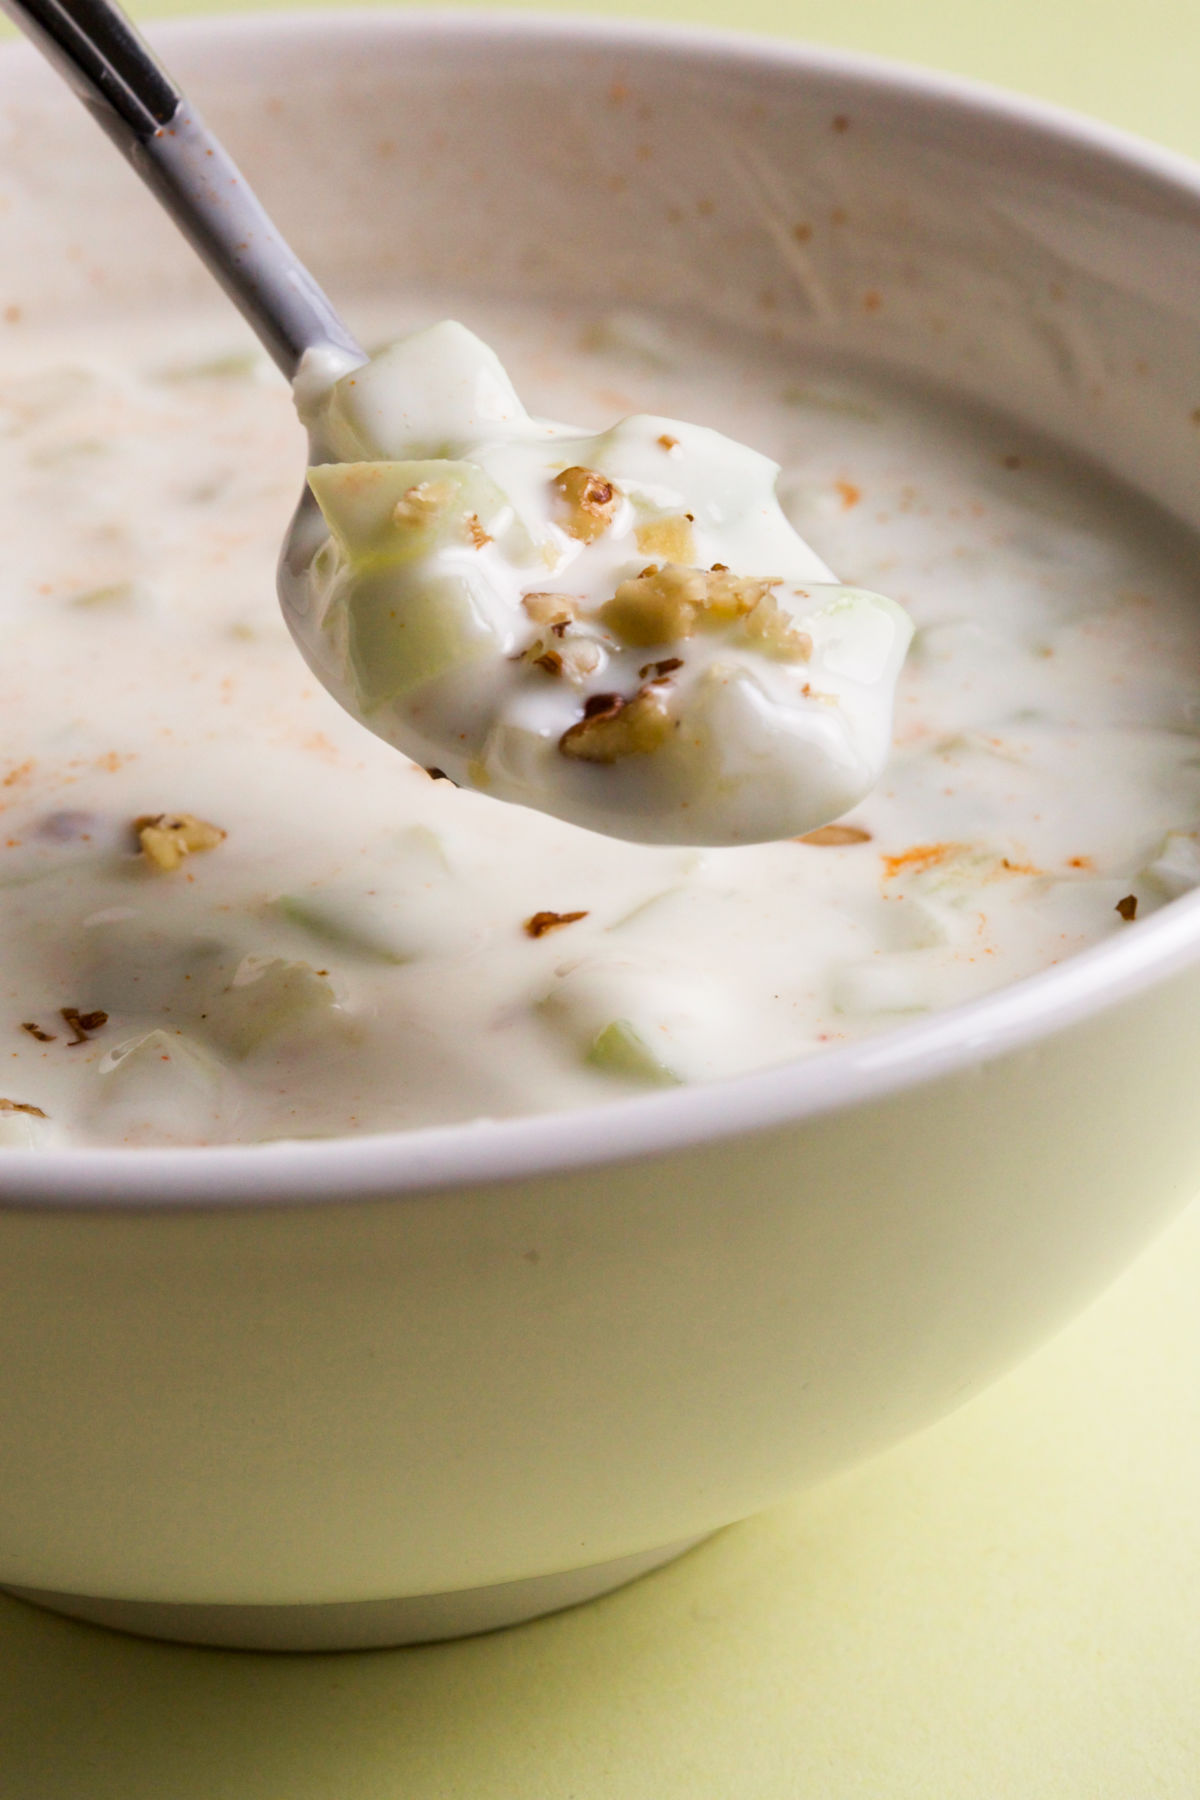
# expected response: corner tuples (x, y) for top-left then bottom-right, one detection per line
(3, 299), (1199, 1148)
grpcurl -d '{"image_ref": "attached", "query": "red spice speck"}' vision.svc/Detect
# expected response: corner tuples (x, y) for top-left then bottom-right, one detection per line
(881, 842), (964, 880)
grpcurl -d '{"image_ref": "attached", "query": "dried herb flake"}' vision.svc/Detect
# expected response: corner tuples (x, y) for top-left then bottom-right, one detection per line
(524, 910), (589, 939)
(60, 1006), (108, 1046)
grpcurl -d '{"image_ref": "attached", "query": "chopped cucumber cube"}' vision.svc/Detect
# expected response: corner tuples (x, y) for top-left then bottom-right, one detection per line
(316, 321), (528, 461)
(1143, 831), (1200, 900)
(275, 892), (412, 965)
(94, 1029), (229, 1141)
(342, 565), (505, 708)
(587, 1019), (681, 1085)
(202, 957), (339, 1060)
(308, 459), (520, 568)
(98, 1028), (225, 1093)
(84, 918), (230, 1019)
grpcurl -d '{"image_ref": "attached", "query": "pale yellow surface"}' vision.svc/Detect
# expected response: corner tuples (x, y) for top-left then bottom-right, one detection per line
(4, 1199), (1200, 1796)
(5, 0), (1200, 1793)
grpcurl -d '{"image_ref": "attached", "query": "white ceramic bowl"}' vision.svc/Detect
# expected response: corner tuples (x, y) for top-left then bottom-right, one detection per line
(3, 10), (1200, 1652)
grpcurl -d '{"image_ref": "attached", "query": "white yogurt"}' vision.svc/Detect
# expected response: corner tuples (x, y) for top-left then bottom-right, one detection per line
(283, 321), (912, 845)
(1, 298), (1199, 1147)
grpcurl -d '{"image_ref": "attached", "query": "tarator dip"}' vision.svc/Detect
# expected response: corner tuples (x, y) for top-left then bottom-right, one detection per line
(2, 300), (1199, 1146)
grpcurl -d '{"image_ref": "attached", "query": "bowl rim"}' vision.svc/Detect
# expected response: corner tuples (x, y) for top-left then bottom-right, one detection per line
(4, 4), (1200, 1210)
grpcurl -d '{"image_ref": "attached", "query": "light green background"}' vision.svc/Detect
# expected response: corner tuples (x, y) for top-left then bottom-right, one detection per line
(129, 0), (1200, 161)
(5, 2), (1200, 1795)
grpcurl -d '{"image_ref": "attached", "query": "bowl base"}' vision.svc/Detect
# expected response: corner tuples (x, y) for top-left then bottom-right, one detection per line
(3, 1534), (707, 1651)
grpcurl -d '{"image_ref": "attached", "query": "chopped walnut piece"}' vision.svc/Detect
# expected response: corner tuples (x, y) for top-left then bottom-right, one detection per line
(798, 824), (873, 846)
(518, 629), (605, 685)
(558, 638), (605, 684)
(135, 812), (226, 873)
(1116, 894), (1138, 921)
(738, 591), (812, 661)
(552, 466), (620, 543)
(524, 909), (589, 938)
(582, 692), (624, 720)
(635, 515), (696, 563)
(600, 564), (708, 646)
(60, 1006), (108, 1046)
(522, 592), (579, 629)
(0, 1097), (46, 1117)
(21, 1021), (56, 1042)
(599, 563), (780, 648)
(559, 684), (674, 762)
(703, 568), (780, 624)
(391, 479), (456, 529)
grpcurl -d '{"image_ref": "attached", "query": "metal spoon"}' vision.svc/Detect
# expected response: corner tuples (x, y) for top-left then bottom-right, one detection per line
(0, 0), (364, 377)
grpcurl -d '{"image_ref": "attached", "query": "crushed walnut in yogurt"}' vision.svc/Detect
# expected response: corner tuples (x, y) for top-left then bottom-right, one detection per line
(283, 321), (912, 846)
(2, 299), (1199, 1146)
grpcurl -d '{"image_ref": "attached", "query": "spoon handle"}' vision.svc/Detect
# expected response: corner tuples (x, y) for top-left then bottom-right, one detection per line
(0, 0), (364, 376)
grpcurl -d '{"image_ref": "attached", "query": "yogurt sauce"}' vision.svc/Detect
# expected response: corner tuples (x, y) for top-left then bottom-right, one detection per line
(2, 298), (1200, 1147)
(283, 322), (913, 845)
